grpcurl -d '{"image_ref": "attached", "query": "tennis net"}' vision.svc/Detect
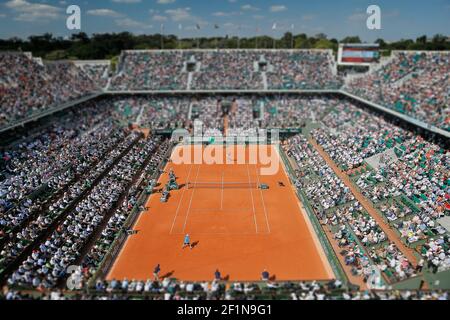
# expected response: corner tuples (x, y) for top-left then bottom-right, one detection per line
(187, 182), (258, 189)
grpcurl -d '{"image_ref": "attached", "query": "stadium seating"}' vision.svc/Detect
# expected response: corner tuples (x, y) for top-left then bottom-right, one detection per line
(190, 51), (263, 90)
(76, 62), (111, 90)
(306, 98), (449, 275)
(7, 133), (161, 288)
(0, 53), (101, 128)
(345, 51), (450, 131)
(109, 50), (342, 92)
(0, 48), (448, 301)
(266, 50), (342, 90)
(2, 278), (448, 300)
(284, 133), (418, 284)
(110, 51), (189, 91)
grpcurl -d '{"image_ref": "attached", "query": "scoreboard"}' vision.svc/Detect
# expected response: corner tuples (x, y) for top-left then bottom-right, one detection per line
(338, 43), (380, 66)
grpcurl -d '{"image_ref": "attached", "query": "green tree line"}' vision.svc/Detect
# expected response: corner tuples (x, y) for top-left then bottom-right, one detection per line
(0, 32), (448, 61)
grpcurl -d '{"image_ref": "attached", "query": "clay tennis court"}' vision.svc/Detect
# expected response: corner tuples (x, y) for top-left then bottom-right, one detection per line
(107, 144), (333, 282)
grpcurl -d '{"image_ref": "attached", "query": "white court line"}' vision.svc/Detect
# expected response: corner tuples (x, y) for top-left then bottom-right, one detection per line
(171, 232), (261, 236)
(246, 164), (258, 234)
(181, 165), (201, 234)
(190, 207), (253, 213)
(254, 164), (271, 234)
(169, 163), (194, 235)
(220, 171), (224, 210)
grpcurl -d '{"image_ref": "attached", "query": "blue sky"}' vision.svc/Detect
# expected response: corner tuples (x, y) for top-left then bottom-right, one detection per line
(0, 0), (448, 41)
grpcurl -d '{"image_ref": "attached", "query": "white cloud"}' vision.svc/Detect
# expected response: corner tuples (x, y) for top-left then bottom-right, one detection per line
(165, 7), (200, 22)
(111, 0), (142, 3)
(87, 9), (122, 17)
(212, 11), (241, 17)
(270, 5), (287, 13)
(301, 14), (316, 21)
(157, 0), (176, 4)
(241, 4), (259, 11)
(152, 14), (168, 22)
(5, 0), (62, 22)
(223, 22), (234, 27)
(115, 17), (152, 29)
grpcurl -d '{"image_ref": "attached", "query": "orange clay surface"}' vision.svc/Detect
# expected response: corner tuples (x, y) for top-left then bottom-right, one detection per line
(107, 145), (334, 282)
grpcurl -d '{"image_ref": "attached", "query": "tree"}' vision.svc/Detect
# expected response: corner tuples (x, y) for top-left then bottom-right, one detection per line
(340, 36), (361, 44)
(71, 32), (90, 43)
(375, 38), (387, 48)
(282, 32), (294, 48)
(0, 32), (448, 60)
(314, 38), (334, 49)
(416, 35), (427, 44)
(432, 34), (446, 43)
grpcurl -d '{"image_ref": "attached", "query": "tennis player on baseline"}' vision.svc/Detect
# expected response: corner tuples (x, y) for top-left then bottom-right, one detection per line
(182, 234), (193, 249)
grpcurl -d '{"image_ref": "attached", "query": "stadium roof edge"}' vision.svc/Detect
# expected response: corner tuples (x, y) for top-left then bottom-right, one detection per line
(73, 60), (111, 65)
(391, 50), (450, 53)
(120, 49), (334, 53)
(104, 89), (340, 94)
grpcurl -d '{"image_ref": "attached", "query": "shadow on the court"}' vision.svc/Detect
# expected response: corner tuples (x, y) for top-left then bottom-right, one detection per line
(191, 241), (200, 249)
(161, 271), (175, 279)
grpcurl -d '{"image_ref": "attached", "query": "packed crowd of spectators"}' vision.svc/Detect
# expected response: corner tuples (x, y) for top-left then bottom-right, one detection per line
(311, 100), (413, 170)
(345, 51), (450, 131)
(0, 71), (448, 299)
(2, 280), (448, 300)
(3, 49), (447, 137)
(191, 51), (263, 90)
(285, 133), (419, 285)
(266, 50), (342, 90)
(110, 51), (188, 91)
(0, 130), (136, 276)
(108, 50), (342, 92)
(0, 53), (100, 127)
(7, 132), (159, 289)
(1, 101), (122, 229)
(306, 98), (449, 275)
(76, 62), (110, 90)
(190, 97), (225, 132)
(80, 140), (170, 282)
(358, 135), (450, 272)
(0, 125), (130, 272)
(261, 96), (332, 128)
(133, 97), (189, 130)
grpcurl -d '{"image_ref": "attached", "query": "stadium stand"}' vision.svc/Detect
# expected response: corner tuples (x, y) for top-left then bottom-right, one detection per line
(307, 99), (449, 276)
(110, 51), (189, 91)
(284, 134), (417, 285)
(190, 51), (264, 90)
(266, 50), (342, 90)
(75, 61), (111, 90)
(108, 50), (341, 92)
(0, 48), (448, 300)
(345, 51), (450, 131)
(0, 53), (101, 128)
